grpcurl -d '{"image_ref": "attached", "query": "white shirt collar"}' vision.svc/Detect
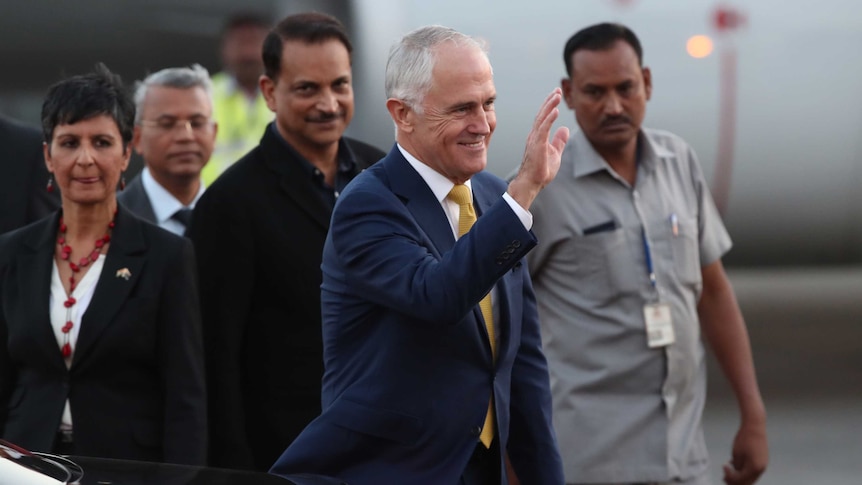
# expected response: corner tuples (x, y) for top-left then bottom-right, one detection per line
(141, 167), (205, 224)
(396, 143), (472, 204)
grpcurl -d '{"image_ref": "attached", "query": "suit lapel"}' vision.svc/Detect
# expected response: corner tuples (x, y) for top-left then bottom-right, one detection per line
(383, 147), (455, 257)
(118, 175), (157, 224)
(471, 174), (513, 365)
(19, 213), (68, 370)
(384, 150), (499, 361)
(260, 127), (332, 231)
(72, 207), (146, 368)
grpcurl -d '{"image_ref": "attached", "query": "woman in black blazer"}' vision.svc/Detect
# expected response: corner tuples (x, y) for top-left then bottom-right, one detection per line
(0, 65), (206, 465)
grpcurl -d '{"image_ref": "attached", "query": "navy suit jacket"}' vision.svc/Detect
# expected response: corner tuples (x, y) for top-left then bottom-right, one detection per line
(271, 146), (563, 484)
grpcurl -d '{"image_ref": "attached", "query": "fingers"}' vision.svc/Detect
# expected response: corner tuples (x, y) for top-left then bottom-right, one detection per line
(723, 458), (765, 485)
(550, 126), (570, 154)
(532, 88), (563, 138)
(725, 424), (768, 485)
(508, 88), (568, 210)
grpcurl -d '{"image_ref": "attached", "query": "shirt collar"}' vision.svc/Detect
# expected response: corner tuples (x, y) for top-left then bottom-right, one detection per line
(397, 143), (472, 204)
(141, 167), (205, 224)
(270, 123), (358, 186)
(570, 127), (675, 179)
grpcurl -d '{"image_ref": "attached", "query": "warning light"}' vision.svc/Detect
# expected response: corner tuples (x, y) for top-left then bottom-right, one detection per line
(686, 35), (714, 58)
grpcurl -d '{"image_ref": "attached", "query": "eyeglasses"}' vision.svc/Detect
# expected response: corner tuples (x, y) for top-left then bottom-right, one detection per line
(138, 117), (214, 133)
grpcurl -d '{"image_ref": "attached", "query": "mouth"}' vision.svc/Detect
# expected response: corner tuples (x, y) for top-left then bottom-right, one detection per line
(73, 177), (100, 184)
(168, 151), (202, 160)
(307, 113), (343, 125)
(601, 118), (632, 131)
(460, 140), (486, 150)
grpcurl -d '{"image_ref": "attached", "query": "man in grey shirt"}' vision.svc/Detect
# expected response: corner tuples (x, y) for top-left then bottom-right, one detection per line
(527, 23), (768, 485)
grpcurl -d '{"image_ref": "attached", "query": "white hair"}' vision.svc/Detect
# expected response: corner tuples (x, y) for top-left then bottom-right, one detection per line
(385, 25), (489, 114)
(133, 64), (213, 122)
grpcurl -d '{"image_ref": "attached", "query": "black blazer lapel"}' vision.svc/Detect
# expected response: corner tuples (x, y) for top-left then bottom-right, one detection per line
(72, 207), (146, 368)
(19, 213), (68, 370)
(383, 147), (455, 257)
(260, 127), (331, 231)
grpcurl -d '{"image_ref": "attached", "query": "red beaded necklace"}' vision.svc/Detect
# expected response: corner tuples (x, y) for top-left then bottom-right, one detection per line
(56, 214), (115, 358)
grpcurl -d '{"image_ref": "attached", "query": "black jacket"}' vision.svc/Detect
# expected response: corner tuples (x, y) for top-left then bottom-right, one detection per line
(188, 127), (384, 470)
(0, 207), (206, 465)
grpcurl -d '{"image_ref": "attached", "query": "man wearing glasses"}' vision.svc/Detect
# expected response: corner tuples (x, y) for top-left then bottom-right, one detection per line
(119, 64), (217, 236)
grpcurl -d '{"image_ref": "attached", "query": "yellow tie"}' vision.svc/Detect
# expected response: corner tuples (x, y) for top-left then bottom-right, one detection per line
(448, 184), (496, 448)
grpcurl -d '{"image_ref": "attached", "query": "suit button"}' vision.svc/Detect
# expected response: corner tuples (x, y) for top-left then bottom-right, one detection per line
(470, 425), (482, 436)
(512, 240), (521, 248)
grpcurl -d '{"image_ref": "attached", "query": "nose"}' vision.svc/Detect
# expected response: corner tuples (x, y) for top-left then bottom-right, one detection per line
(316, 90), (339, 113)
(603, 93), (623, 116)
(174, 120), (195, 139)
(468, 109), (492, 136)
(75, 143), (97, 166)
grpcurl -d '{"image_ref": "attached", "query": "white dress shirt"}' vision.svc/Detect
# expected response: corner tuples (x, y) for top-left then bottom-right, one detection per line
(50, 255), (105, 429)
(141, 167), (205, 235)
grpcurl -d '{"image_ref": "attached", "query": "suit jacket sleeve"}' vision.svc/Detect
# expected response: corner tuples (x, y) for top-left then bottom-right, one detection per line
(159, 237), (208, 465)
(506, 262), (565, 484)
(328, 186), (537, 324)
(187, 185), (256, 468)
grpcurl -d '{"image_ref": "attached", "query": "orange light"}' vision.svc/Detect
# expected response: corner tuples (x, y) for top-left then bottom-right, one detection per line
(686, 35), (714, 59)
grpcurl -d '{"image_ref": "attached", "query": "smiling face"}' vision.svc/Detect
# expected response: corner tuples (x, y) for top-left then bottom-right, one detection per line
(45, 114), (130, 207)
(562, 39), (651, 156)
(399, 42), (496, 184)
(133, 85), (216, 186)
(261, 38), (354, 155)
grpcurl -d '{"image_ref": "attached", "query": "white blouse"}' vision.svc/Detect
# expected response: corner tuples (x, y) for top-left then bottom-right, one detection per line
(49, 254), (105, 429)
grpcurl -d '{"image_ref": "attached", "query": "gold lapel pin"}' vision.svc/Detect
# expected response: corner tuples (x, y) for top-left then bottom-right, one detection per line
(115, 268), (132, 280)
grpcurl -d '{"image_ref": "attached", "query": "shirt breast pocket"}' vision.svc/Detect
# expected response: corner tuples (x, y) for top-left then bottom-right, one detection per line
(569, 227), (640, 301)
(670, 216), (702, 286)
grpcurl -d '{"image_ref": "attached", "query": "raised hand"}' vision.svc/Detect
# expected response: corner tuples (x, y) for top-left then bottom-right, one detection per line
(508, 88), (570, 210)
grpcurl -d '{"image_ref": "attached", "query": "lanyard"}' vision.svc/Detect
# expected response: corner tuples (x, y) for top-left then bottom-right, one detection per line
(641, 228), (657, 288)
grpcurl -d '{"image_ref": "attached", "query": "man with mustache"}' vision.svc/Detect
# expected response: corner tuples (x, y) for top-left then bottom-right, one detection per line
(119, 65), (216, 236)
(526, 23), (768, 485)
(188, 12), (385, 471)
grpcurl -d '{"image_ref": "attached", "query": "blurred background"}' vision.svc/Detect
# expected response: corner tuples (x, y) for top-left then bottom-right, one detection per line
(1, 0), (860, 482)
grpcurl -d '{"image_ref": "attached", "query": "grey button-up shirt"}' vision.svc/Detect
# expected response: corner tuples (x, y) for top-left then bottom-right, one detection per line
(528, 128), (731, 483)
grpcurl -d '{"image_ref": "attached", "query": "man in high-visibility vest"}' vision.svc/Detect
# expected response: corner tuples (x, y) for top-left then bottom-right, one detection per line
(203, 12), (273, 185)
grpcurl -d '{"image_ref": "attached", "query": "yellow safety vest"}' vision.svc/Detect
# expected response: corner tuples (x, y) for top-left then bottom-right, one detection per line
(203, 72), (273, 185)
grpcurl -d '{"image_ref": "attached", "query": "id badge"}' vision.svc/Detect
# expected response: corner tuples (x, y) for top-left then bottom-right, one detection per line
(643, 303), (675, 348)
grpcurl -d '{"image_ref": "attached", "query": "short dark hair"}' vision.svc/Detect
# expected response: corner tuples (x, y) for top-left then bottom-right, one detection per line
(221, 11), (270, 36)
(41, 63), (135, 149)
(563, 23), (643, 76)
(262, 12), (352, 81)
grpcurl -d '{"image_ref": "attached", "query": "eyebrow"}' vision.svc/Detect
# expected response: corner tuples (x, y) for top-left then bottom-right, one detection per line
(449, 95), (496, 110)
